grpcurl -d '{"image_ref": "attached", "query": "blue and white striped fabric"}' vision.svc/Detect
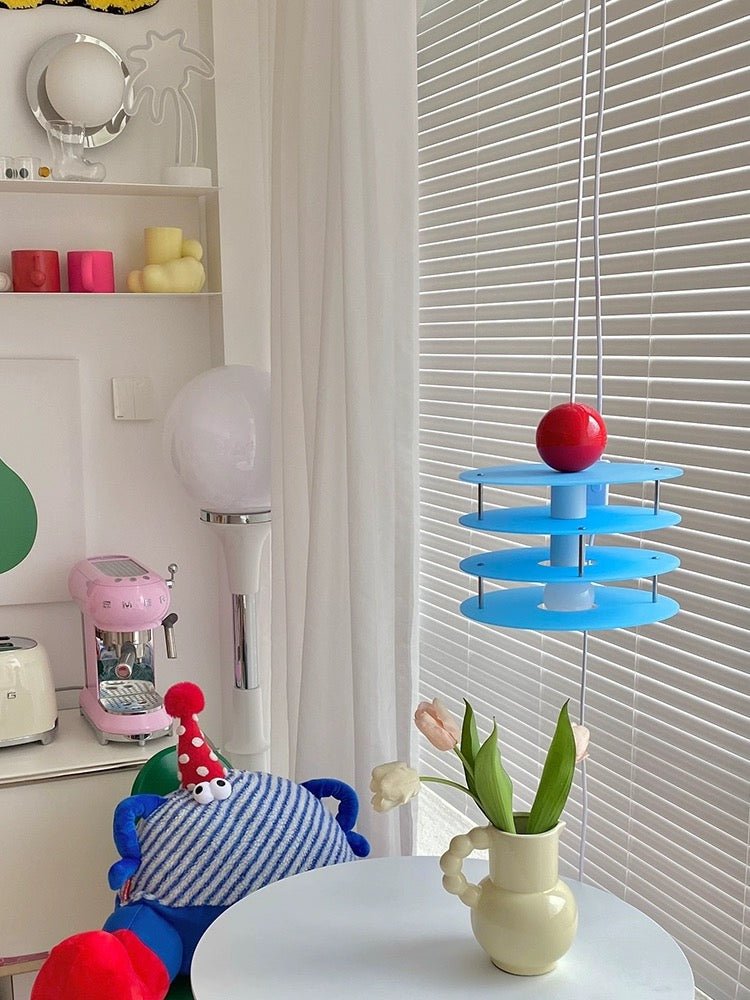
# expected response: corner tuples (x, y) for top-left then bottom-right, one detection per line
(126, 770), (356, 908)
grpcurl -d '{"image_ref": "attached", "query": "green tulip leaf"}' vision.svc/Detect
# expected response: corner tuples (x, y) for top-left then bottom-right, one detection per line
(0, 458), (37, 573)
(460, 698), (480, 793)
(473, 720), (515, 833)
(526, 700), (576, 834)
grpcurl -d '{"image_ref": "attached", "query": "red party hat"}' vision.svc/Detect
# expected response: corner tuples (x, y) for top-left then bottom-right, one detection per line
(164, 682), (226, 790)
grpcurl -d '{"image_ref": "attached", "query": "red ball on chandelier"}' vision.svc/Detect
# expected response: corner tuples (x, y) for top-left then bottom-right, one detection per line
(536, 402), (607, 473)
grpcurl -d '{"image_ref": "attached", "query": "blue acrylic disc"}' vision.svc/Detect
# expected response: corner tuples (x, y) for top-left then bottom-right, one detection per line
(460, 585), (680, 631)
(460, 504), (680, 537)
(459, 460), (683, 488)
(460, 546), (680, 583)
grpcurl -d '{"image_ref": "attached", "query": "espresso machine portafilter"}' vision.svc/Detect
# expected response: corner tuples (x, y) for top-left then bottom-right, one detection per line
(68, 555), (179, 746)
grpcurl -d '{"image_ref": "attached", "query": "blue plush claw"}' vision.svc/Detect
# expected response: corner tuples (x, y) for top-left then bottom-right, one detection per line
(345, 830), (370, 858)
(301, 777), (371, 857)
(108, 856), (140, 890)
(109, 793), (166, 891)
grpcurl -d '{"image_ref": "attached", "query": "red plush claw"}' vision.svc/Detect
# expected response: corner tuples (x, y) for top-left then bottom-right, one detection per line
(30, 930), (169, 1000)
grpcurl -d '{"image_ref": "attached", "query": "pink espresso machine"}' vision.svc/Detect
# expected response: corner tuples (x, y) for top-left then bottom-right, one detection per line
(69, 555), (178, 745)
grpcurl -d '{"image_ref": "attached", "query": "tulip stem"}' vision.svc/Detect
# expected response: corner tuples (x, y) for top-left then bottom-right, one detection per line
(420, 776), (479, 802)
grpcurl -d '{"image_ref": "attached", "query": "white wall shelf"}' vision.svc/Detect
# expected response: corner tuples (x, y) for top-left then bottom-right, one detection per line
(1, 181), (223, 294)
(0, 180), (219, 199)
(1, 292), (222, 299)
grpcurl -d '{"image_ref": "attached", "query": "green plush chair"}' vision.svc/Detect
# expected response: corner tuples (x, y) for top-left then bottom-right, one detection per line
(132, 744), (231, 796)
(130, 744), (232, 1000)
(165, 975), (194, 1000)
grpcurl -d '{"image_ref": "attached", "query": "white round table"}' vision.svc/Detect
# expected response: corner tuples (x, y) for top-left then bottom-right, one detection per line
(191, 855), (694, 999)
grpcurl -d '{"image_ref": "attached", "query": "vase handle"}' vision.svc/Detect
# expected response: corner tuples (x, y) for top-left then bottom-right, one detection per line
(439, 826), (490, 908)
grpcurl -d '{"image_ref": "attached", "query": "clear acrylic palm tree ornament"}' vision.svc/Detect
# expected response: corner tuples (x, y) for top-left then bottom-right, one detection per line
(125, 29), (214, 185)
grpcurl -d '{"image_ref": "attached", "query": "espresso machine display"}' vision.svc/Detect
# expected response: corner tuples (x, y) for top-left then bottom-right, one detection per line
(68, 555), (178, 745)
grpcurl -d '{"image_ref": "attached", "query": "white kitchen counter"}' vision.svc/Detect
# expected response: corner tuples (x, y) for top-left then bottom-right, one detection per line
(0, 707), (171, 787)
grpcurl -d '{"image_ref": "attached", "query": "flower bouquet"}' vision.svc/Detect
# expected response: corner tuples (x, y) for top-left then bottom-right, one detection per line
(371, 697), (589, 834)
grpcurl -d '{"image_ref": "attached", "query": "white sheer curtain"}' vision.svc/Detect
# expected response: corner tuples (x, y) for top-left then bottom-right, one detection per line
(263, 0), (419, 857)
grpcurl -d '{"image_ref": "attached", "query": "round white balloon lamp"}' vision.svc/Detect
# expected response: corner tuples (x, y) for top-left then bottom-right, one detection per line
(164, 365), (271, 770)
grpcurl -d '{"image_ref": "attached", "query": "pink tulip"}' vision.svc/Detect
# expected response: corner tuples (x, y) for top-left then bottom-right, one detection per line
(414, 698), (461, 751)
(572, 723), (590, 762)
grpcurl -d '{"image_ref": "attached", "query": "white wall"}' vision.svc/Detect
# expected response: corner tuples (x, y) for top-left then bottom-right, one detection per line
(0, 0), (244, 742)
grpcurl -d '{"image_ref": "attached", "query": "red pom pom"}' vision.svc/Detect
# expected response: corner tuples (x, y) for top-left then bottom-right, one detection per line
(164, 681), (205, 719)
(536, 403), (607, 472)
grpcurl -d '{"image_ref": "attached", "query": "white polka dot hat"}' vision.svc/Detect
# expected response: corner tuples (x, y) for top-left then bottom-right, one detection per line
(163, 682), (226, 790)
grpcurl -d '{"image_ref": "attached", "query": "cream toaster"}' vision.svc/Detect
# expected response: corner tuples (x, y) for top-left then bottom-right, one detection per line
(0, 636), (57, 748)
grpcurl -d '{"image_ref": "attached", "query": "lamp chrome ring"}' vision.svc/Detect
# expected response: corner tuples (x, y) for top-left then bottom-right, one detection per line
(200, 510), (271, 525)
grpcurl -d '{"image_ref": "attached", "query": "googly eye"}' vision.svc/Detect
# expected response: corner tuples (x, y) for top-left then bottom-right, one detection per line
(192, 783), (214, 805)
(210, 777), (232, 801)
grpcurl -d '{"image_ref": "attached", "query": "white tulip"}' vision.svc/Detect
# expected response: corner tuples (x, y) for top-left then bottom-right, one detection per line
(370, 761), (421, 812)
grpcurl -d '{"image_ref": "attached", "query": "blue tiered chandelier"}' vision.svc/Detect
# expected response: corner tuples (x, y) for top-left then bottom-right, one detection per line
(458, 452), (683, 633)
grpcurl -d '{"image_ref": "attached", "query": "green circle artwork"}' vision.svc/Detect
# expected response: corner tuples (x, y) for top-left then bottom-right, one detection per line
(0, 458), (37, 574)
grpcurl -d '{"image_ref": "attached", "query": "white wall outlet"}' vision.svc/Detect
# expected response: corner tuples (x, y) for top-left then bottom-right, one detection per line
(112, 377), (155, 421)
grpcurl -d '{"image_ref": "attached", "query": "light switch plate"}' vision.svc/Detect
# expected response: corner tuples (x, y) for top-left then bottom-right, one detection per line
(112, 376), (154, 421)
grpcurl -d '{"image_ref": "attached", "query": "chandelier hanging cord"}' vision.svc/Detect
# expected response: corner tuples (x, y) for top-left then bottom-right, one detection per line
(576, 0), (607, 882)
(578, 630), (590, 881)
(570, 0), (607, 415)
(592, 0), (607, 415)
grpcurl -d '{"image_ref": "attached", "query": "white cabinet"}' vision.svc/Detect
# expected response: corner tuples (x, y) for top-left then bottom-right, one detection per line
(0, 709), (166, 996)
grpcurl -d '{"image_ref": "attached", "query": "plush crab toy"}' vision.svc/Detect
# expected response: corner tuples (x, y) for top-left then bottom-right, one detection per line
(31, 682), (370, 1000)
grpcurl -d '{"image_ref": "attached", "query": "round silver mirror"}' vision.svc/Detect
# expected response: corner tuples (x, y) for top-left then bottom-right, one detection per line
(26, 34), (131, 147)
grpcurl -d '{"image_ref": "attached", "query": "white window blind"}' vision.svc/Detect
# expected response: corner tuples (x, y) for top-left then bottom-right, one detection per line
(417, 3), (750, 999)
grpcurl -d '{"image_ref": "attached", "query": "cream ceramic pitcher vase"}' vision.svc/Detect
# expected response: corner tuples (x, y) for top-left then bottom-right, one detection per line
(439, 815), (577, 975)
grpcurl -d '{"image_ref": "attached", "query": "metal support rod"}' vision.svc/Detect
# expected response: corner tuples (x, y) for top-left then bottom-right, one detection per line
(477, 482), (484, 521)
(478, 576), (484, 610)
(578, 534), (585, 577)
(651, 576), (658, 603)
(653, 479), (661, 515)
(231, 592), (260, 690)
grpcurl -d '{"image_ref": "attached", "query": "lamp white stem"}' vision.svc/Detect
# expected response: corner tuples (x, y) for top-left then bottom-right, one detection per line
(201, 514), (271, 595)
(224, 686), (269, 772)
(202, 512), (271, 771)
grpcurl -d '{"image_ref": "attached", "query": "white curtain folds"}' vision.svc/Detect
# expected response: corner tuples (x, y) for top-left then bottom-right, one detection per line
(267, 0), (420, 857)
